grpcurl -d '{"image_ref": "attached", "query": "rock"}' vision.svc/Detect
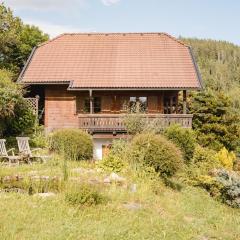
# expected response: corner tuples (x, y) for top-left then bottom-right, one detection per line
(41, 176), (50, 180)
(103, 177), (111, 184)
(88, 178), (101, 185)
(109, 172), (126, 183)
(130, 184), (137, 192)
(31, 175), (41, 180)
(71, 168), (96, 174)
(103, 173), (126, 184)
(34, 192), (56, 198)
(123, 202), (142, 211)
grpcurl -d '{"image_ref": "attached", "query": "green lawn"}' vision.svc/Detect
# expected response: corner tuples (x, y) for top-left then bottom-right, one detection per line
(0, 160), (240, 240)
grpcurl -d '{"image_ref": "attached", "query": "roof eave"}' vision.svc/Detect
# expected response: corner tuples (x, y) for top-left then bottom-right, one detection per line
(18, 81), (201, 91)
(188, 46), (204, 90)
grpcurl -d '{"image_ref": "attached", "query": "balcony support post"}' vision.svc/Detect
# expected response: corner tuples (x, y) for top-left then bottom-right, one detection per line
(183, 90), (187, 114)
(89, 89), (93, 114)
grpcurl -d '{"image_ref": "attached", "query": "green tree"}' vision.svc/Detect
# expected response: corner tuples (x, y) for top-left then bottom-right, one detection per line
(190, 89), (240, 151)
(0, 69), (35, 136)
(0, 3), (48, 74)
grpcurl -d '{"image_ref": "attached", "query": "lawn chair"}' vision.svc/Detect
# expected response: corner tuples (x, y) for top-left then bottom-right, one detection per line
(16, 137), (49, 163)
(0, 139), (22, 165)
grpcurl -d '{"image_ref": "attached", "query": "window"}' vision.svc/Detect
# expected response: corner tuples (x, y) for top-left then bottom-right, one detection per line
(129, 96), (148, 112)
(164, 96), (177, 114)
(94, 97), (101, 113)
(84, 97), (101, 113)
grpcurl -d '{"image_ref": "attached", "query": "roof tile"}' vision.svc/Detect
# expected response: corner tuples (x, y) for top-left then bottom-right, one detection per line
(20, 33), (201, 89)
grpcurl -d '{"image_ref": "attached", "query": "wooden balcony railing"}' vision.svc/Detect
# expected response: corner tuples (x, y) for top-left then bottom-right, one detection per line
(78, 114), (193, 132)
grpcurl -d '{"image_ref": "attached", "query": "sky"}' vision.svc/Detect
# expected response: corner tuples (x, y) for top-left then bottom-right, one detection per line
(3, 0), (240, 45)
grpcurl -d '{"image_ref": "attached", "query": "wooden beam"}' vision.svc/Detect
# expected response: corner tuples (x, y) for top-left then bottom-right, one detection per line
(183, 90), (187, 114)
(89, 89), (93, 114)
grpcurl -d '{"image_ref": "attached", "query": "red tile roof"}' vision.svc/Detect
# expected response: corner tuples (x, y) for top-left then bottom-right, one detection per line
(19, 33), (202, 89)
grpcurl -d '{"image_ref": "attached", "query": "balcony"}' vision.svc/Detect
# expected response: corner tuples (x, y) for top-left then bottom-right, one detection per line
(78, 114), (193, 132)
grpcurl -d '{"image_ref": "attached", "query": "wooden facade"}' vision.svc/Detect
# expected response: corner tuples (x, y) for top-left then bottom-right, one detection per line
(41, 85), (191, 133)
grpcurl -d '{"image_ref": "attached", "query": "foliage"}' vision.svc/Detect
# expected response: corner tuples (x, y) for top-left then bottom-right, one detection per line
(189, 89), (240, 151)
(4, 100), (35, 136)
(129, 133), (184, 177)
(164, 124), (197, 164)
(65, 184), (107, 206)
(215, 147), (236, 170)
(182, 38), (240, 113)
(0, 3), (48, 74)
(49, 129), (93, 161)
(98, 154), (125, 173)
(0, 176), (63, 195)
(181, 146), (221, 189)
(0, 69), (35, 136)
(123, 113), (146, 135)
(214, 169), (240, 208)
(97, 140), (128, 173)
(30, 125), (48, 148)
(0, 69), (22, 117)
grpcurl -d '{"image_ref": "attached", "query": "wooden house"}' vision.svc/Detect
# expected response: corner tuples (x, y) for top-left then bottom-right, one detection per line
(18, 33), (202, 159)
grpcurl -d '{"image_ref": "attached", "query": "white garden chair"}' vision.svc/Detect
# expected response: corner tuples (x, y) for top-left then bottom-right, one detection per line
(0, 139), (22, 165)
(16, 137), (49, 163)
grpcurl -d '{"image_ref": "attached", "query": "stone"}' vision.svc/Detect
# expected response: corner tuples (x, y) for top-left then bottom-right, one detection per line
(71, 168), (96, 174)
(123, 202), (142, 211)
(109, 172), (126, 183)
(130, 184), (137, 192)
(34, 192), (56, 198)
(103, 177), (111, 184)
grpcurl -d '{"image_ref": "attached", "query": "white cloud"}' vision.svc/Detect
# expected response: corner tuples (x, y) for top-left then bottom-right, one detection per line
(4, 0), (86, 11)
(101, 0), (121, 6)
(23, 19), (93, 38)
(4, 0), (121, 10)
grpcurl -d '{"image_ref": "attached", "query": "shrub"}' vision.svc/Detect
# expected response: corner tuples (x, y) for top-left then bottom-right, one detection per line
(192, 145), (220, 174)
(97, 139), (128, 173)
(164, 124), (197, 164)
(65, 185), (107, 206)
(98, 154), (126, 173)
(215, 147), (236, 170)
(123, 113), (147, 135)
(31, 125), (48, 148)
(129, 133), (184, 177)
(49, 129), (93, 161)
(4, 100), (35, 136)
(214, 169), (240, 208)
(180, 146), (221, 190)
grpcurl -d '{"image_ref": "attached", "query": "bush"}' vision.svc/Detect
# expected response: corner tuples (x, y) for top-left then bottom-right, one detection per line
(129, 133), (184, 177)
(97, 140), (128, 173)
(192, 145), (220, 174)
(98, 154), (126, 173)
(65, 185), (107, 206)
(49, 129), (93, 161)
(180, 146), (221, 190)
(164, 124), (197, 164)
(215, 147), (236, 170)
(123, 113), (147, 135)
(31, 125), (48, 148)
(214, 169), (240, 208)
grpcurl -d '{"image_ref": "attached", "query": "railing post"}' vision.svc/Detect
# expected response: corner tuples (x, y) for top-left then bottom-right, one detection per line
(89, 89), (93, 114)
(183, 90), (187, 114)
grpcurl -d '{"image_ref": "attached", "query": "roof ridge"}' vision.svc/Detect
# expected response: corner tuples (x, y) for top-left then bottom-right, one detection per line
(38, 32), (189, 47)
(38, 33), (69, 47)
(161, 33), (188, 47)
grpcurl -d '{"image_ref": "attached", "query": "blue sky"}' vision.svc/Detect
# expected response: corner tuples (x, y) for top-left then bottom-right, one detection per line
(4, 0), (240, 45)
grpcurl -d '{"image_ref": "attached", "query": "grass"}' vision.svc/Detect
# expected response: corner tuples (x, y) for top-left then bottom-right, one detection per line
(0, 158), (240, 240)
